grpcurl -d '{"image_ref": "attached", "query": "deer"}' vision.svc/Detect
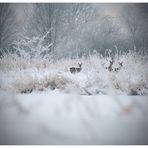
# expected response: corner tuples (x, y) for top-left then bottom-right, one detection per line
(70, 63), (82, 74)
(114, 62), (123, 72)
(108, 58), (114, 72)
(106, 57), (123, 72)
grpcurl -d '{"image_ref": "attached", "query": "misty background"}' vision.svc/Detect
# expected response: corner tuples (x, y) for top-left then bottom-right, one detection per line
(0, 3), (148, 59)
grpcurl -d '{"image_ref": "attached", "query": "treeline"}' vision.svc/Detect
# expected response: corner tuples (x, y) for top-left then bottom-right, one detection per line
(0, 3), (148, 58)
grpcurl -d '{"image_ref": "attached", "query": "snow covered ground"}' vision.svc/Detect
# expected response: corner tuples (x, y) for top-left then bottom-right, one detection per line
(0, 90), (148, 145)
(0, 52), (148, 144)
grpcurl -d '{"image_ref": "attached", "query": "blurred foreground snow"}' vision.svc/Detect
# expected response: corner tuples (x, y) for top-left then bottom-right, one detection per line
(0, 90), (148, 144)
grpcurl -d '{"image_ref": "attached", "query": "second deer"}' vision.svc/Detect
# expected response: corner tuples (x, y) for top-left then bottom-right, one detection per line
(70, 63), (82, 74)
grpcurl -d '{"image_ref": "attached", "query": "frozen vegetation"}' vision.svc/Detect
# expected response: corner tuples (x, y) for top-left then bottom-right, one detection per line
(0, 47), (148, 144)
(0, 49), (148, 95)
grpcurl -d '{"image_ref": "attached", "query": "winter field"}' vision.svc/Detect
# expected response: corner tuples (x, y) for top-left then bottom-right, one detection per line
(0, 3), (148, 145)
(0, 51), (148, 144)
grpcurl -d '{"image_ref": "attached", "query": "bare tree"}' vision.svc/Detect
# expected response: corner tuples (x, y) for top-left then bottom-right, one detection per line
(0, 4), (17, 49)
(99, 15), (120, 51)
(121, 5), (148, 51)
(53, 3), (101, 58)
(26, 3), (59, 53)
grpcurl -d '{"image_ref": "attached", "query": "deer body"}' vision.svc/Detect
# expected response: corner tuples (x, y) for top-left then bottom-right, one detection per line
(108, 60), (114, 72)
(70, 63), (82, 74)
(114, 62), (123, 72)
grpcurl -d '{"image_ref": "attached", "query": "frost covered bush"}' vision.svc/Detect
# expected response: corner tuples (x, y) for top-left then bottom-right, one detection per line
(0, 42), (148, 95)
(13, 30), (53, 59)
(0, 31), (53, 72)
(113, 51), (148, 95)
